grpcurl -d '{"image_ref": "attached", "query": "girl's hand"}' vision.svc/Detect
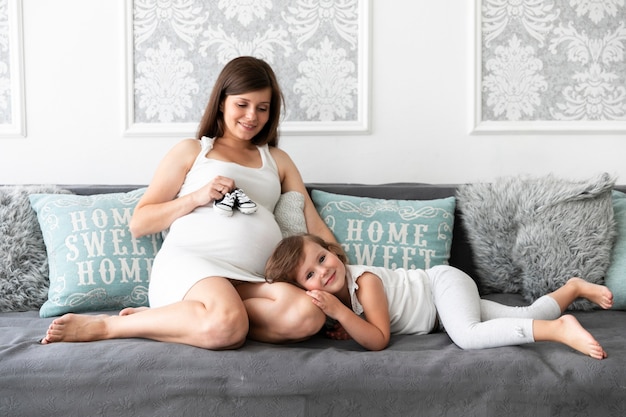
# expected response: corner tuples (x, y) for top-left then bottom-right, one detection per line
(325, 322), (352, 340)
(306, 290), (345, 320)
(195, 176), (236, 206)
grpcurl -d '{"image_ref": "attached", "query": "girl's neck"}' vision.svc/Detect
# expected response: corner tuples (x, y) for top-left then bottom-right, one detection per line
(336, 282), (352, 308)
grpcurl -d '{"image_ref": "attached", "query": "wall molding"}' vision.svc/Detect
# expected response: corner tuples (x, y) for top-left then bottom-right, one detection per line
(0, 0), (25, 138)
(472, 0), (626, 134)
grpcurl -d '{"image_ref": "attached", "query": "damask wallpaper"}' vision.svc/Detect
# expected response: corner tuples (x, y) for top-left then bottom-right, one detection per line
(478, 0), (626, 131)
(127, 0), (370, 135)
(0, 0), (24, 136)
(0, 0), (11, 125)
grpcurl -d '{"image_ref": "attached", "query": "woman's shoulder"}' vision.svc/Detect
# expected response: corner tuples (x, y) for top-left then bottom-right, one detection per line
(178, 137), (203, 150)
(167, 138), (202, 157)
(267, 145), (291, 162)
(267, 146), (297, 182)
(158, 138), (203, 169)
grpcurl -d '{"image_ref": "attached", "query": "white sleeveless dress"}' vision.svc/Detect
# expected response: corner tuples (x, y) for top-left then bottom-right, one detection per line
(148, 137), (283, 307)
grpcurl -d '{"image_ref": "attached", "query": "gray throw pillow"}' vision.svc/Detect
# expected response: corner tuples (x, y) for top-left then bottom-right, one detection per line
(457, 173), (616, 310)
(0, 185), (71, 311)
(274, 191), (307, 237)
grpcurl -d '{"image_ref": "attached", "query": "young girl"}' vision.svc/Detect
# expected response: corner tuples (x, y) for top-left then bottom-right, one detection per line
(265, 234), (613, 359)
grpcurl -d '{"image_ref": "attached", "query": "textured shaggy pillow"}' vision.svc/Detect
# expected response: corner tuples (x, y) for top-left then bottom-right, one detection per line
(0, 185), (71, 312)
(457, 173), (616, 310)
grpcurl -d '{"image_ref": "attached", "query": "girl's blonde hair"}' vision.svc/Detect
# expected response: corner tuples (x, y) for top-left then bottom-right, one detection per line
(265, 234), (347, 285)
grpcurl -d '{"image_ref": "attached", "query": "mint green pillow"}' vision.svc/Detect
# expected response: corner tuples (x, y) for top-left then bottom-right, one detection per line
(29, 189), (162, 317)
(606, 191), (626, 310)
(311, 190), (455, 270)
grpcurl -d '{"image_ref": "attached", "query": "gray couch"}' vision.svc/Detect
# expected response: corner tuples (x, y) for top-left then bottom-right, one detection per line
(1, 183), (625, 417)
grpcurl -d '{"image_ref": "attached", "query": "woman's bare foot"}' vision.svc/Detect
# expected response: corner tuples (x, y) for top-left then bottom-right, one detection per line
(555, 314), (607, 360)
(41, 313), (110, 344)
(119, 306), (149, 316)
(567, 277), (613, 309)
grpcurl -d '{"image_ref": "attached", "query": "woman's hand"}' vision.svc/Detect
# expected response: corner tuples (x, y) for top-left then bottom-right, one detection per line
(195, 176), (236, 206)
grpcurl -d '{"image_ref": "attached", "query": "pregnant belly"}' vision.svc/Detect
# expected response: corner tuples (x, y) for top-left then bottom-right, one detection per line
(165, 205), (283, 275)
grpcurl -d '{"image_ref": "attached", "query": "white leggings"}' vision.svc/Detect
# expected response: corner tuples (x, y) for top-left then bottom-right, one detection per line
(427, 265), (561, 350)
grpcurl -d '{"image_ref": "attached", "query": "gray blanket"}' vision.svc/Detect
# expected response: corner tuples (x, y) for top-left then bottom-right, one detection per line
(2, 293), (625, 417)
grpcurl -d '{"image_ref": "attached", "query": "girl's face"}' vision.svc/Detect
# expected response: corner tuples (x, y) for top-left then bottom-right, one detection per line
(221, 87), (271, 141)
(294, 239), (347, 294)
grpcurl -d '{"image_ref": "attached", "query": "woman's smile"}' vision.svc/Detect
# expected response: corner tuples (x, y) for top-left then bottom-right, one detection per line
(239, 121), (257, 131)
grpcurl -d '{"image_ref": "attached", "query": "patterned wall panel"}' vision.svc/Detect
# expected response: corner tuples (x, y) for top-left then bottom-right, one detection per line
(0, 0), (24, 137)
(126, 0), (370, 136)
(475, 0), (626, 133)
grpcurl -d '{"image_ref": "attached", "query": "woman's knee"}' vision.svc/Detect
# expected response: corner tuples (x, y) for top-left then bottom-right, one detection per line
(271, 283), (326, 340)
(185, 278), (250, 349)
(197, 305), (249, 350)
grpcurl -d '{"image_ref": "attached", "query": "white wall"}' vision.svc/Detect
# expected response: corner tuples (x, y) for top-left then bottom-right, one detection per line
(1, 0), (624, 185)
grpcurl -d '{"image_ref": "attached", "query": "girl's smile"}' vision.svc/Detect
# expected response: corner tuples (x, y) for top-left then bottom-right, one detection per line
(324, 273), (336, 287)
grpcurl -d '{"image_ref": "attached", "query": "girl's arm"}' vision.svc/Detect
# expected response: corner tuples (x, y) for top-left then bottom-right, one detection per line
(270, 147), (336, 243)
(307, 272), (391, 351)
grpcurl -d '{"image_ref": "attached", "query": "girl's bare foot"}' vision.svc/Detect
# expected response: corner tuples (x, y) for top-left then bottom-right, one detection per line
(568, 277), (613, 309)
(119, 306), (150, 316)
(41, 314), (110, 344)
(557, 314), (607, 360)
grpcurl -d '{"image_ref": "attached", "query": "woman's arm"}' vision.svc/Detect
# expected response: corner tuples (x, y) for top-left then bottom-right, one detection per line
(270, 147), (336, 243)
(307, 272), (391, 351)
(129, 139), (234, 238)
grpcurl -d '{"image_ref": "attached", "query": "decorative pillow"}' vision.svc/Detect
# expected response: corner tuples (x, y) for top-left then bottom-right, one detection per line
(0, 185), (71, 312)
(29, 188), (163, 317)
(457, 173), (616, 310)
(311, 190), (455, 270)
(605, 191), (626, 310)
(274, 191), (307, 238)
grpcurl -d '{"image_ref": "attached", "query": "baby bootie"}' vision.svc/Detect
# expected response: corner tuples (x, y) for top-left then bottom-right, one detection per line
(214, 191), (236, 216)
(233, 188), (257, 214)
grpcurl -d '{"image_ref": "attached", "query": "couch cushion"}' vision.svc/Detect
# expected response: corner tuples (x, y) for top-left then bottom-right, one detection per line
(274, 191), (307, 237)
(311, 189), (455, 270)
(606, 190), (626, 310)
(29, 189), (162, 317)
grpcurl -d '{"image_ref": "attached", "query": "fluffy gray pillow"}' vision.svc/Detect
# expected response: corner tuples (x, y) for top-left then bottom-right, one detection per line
(457, 173), (616, 310)
(0, 185), (71, 311)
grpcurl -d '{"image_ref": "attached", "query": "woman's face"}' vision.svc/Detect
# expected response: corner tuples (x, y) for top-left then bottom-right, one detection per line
(221, 87), (272, 141)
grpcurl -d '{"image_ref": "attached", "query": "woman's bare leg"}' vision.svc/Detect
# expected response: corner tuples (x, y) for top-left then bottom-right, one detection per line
(236, 282), (326, 343)
(548, 277), (613, 312)
(533, 315), (607, 359)
(119, 306), (149, 316)
(41, 277), (249, 350)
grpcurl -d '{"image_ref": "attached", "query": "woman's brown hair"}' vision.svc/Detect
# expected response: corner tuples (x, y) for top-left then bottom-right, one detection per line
(265, 234), (348, 285)
(196, 56), (284, 147)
